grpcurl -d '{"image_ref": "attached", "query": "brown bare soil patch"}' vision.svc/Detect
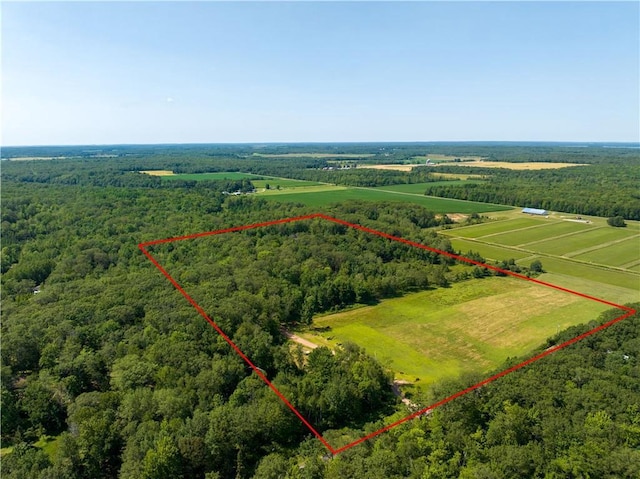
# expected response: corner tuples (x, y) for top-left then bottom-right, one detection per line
(140, 170), (175, 176)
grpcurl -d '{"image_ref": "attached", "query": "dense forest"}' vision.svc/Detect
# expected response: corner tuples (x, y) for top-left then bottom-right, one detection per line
(2, 147), (639, 477)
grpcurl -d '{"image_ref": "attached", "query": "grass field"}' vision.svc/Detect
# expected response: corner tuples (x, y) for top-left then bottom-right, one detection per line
(530, 228), (638, 256)
(440, 212), (639, 303)
(298, 277), (613, 388)
(487, 221), (598, 246)
(260, 186), (512, 213)
(252, 178), (323, 188)
(447, 218), (545, 238)
(161, 172), (259, 181)
(572, 236), (640, 266)
(448, 238), (533, 261)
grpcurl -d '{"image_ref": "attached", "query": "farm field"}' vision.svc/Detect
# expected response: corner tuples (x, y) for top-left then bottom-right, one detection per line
(434, 161), (586, 170)
(529, 227), (638, 256)
(252, 152), (375, 158)
(298, 277), (613, 389)
(260, 185), (512, 213)
(440, 213), (640, 303)
(359, 160), (586, 170)
(448, 238), (533, 262)
(251, 178), (323, 188)
(160, 172), (258, 181)
(572, 236), (640, 266)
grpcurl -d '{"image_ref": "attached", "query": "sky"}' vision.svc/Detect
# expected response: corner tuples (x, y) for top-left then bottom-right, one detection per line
(2, 1), (639, 145)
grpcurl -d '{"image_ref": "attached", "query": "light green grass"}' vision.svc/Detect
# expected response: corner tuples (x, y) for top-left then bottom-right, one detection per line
(252, 178), (323, 188)
(34, 434), (62, 459)
(0, 446), (13, 457)
(533, 228), (638, 256)
(449, 238), (532, 261)
(301, 277), (610, 389)
(518, 255), (640, 291)
(532, 272), (639, 306)
(162, 172), (259, 181)
(487, 221), (597, 246)
(444, 217), (548, 239)
(261, 187), (512, 213)
(257, 185), (347, 196)
(572, 236), (640, 267)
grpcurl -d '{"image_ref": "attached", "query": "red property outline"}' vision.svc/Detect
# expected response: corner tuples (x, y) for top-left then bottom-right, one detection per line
(139, 213), (636, 455)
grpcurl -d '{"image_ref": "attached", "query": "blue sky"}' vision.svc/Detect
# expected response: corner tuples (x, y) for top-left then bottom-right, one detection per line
(2, 1), (639, 145)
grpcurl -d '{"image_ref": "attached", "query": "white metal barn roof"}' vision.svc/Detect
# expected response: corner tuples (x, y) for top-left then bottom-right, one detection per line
(522, 207), (548, 215)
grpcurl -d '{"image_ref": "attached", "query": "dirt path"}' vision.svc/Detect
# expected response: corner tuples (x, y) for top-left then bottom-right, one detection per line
(392, 380), (422, 410)
(282, 329), (319, 350)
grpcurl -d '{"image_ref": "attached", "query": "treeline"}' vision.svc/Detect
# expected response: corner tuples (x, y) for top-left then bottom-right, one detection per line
(425, 163), (640, 220)
(0, 154), (445, 189)
(3, 142), (638, 164)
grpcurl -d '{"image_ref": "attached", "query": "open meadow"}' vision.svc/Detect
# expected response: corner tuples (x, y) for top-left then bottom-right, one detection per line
(297, 276), (615, 389)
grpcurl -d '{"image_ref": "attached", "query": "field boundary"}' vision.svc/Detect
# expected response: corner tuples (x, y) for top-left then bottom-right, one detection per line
(139, 213), (635, 455)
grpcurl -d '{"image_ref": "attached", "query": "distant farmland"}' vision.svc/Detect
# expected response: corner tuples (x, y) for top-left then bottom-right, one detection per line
(160, 172), (258, 181)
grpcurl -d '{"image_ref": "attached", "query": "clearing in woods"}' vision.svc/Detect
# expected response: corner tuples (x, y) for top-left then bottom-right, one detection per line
(297, 276), (613, 390)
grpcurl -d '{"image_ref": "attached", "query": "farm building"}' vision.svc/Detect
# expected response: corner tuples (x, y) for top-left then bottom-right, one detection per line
(522, 207), (548, 216)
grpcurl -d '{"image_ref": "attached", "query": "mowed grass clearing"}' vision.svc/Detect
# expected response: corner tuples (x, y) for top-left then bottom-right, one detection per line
(448, 238), (533, 261)
(260, 186), (512, 213)
(532, 228), (639, 256)
(487, 221), (598, 246)
(299, 277), (612, 388)
(573, 236), (640, 267)
(252, 178), (323, 188)
(161, 172), (259, 181)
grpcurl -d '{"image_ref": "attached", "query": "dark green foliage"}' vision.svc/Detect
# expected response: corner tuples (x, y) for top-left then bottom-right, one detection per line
(425, 163), (640, 219)
(530, 260), (544, 273)
(607, 215), (627, 227)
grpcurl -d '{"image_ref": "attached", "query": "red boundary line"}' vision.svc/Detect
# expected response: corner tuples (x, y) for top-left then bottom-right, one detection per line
(139, 213), (636, 455)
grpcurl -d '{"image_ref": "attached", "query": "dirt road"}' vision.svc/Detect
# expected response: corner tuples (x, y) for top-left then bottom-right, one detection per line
(281, 330), (319, 350)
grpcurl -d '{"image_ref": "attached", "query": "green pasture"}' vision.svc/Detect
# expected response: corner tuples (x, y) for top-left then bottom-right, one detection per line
(257, 185), (346, 196)
(533, 227), (639, 256)
(532, 272), (639, 306)
(261, 186), (512, 213)
(449, 238), (532, 261)
(573, 236), (640, 267)
(488, 221), (597, 246)
(162, 172), (258, 181)
(252, 178), (323, 188)
(299, 277), (609, 388)
(517, 255), (639, 292)
(445, 217), (546, 238)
